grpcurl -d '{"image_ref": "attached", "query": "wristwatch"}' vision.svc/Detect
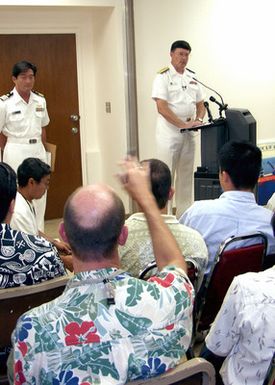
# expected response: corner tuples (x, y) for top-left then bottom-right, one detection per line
(197, 118), (203, 123)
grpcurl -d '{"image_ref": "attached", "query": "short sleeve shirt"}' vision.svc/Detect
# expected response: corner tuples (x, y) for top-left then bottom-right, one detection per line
(152, 65), (204, 120)
(12, 265), (194, 384)
(206, 267), (275, 385)
(0, 87), (49, 138)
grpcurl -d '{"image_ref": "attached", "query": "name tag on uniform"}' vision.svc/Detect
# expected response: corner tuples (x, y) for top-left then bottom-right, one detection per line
(12, 110), (21, 115)
(36, 106), (44, 112)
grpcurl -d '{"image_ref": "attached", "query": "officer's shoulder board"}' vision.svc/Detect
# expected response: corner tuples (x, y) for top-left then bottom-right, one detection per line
(32, 90), (45, 98)
(158, 66), (169, 74)
(0, 92), (13, 101)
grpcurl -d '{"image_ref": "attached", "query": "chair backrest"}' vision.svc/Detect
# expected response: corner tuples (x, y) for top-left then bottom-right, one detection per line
(139, 261), (199, 290)
(263, 352), (275, 385)
(125, 357), (215, 385)
(197, 231), (268, 332)
(0, 275), (69, 349)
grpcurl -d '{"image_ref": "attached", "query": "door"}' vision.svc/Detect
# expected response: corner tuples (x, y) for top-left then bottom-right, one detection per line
(0, 34), (82, 219)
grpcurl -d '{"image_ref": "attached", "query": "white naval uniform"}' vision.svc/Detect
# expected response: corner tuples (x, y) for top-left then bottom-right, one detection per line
(0, 87), (50, 231)
(11, 191), (39, 236)
(152, 64), (204, 218)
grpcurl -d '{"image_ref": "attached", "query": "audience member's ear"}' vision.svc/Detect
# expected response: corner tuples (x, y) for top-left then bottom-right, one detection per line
(59, 222), (68, 243)
(118, 225), (128, 246)
(168, 187), (175, 201)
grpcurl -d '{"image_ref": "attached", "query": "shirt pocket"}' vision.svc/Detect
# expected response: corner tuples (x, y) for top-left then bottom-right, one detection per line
(7, 111), (24, 122)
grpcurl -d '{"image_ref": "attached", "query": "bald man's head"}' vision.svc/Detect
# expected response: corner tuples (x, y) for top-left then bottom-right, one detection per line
(63, 184), (125, 261)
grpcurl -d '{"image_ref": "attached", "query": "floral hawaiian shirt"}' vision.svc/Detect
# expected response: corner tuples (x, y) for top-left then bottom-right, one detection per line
(12, 265), (194, 384)
(206, 266), (275, 385)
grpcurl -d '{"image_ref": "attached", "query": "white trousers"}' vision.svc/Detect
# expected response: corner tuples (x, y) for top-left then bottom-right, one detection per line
(3, 141), (47, 232)
(156, 118), (196, 218)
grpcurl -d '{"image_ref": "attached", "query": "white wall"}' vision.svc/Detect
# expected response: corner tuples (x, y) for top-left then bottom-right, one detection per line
(134, 0), (275, 166)
(0, 1), (130, 209)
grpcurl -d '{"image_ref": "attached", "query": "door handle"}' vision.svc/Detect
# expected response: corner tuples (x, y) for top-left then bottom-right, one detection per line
(70, 114), (80, 122)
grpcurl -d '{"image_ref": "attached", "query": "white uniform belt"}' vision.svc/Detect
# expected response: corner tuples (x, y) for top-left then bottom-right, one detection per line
(7, 137), (41, 144)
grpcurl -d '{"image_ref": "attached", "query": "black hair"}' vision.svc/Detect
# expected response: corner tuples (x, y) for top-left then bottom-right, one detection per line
(141, 158), (171, 210)
(17, 158), (51, 187)
(63, 189), (125, 261)
(218, 141), (262, 189)
(0, 163), (17, 222)
(12, 61), (37, 78)
(170, 40), (192, 52)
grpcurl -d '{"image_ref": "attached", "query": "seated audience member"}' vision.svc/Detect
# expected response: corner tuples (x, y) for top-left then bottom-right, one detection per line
(11, 157), (73, 270)
(180, 141), (275, 274)
(266, 192), (275, 211)
(0, 162), (66, 288)
(10, 158), (194, 384)
(119, 158), (208, 289)
(201, 212), (275, 385)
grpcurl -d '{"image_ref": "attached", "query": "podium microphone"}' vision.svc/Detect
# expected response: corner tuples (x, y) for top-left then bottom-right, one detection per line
(204, 101), (213, 123)
(186, 68), (226, 106)
(209, 96), (228, 111)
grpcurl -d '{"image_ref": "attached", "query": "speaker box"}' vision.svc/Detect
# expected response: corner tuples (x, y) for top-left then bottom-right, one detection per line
(225, 108), (256, 144)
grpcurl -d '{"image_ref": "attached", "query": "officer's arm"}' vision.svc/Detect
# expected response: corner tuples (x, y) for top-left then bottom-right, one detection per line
(155, 98), (195, 130)
(195, 100), (206, 122)
(0, 133), (7, 150)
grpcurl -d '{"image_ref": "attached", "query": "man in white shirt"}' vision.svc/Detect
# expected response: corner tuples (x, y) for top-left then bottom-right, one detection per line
(0, 60), (50, 232)
(152, 40), (205, 217)
(11, 157), (72, 270)
(202, 213), (275, 385)
(180, 141), (275, 275)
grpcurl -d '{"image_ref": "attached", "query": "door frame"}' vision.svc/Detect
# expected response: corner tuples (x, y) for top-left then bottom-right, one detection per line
(0, 21), (87, 183)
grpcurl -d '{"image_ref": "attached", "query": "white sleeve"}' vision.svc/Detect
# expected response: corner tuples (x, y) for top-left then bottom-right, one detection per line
(205, 277), (243, 356)
(42, 99), (50, 127)
(0, 102), (6, 133)
(152, 74), (168, 101)
(11, 210), (38, 236)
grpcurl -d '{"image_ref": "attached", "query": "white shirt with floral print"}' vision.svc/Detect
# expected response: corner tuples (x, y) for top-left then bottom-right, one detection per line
(12, 265), (194, 385)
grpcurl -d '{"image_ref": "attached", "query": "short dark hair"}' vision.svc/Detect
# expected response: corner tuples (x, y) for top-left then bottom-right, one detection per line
(141, 158), (171, 210)
(63, 188), (125, 260)
(17, 158), (51, 187)
(0, 163), (17, 222)
(218, 141), (262, 189)
(170, 40), (191, 52)
(12, 61), (37, 78)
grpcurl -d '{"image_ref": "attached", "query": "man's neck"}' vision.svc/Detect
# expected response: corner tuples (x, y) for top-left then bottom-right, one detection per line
(18, 187), (33, 203)
(73, 254), (120, 274)
(16, 88), (31, 103)
(171, 63), (185, 75)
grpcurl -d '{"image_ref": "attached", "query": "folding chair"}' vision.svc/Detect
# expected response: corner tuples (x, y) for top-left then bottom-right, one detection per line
(0, 275), (69, 384)
(139, 261), (199, 291)
(195, 231), (268, 334)
(125, 357), (215, 385)
(263, 352), (275, 385)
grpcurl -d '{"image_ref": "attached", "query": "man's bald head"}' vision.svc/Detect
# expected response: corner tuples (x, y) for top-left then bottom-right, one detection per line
(63, 184), (125, 261)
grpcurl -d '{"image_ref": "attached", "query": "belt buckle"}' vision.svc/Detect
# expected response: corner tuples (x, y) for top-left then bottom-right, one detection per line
(29, 139), (37, 144)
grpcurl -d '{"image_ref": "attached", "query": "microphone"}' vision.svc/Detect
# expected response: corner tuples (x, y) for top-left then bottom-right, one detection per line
(186, 68), (226, 107)
(209, 96), (228, 111)
(204, 101), (213, 123)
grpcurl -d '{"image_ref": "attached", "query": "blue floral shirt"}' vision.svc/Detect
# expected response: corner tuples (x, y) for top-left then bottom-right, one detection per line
(12, 266), (194, 384)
